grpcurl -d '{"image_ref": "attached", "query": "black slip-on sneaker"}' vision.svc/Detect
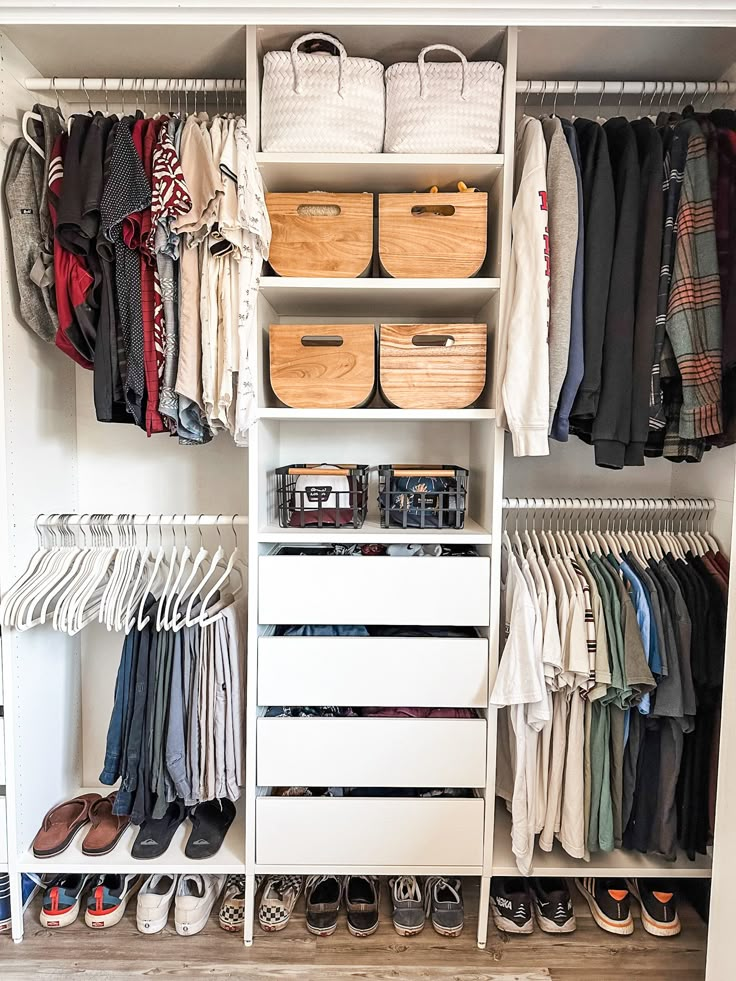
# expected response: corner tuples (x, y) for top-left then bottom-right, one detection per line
(575, 878), (634, 935)
(627, 879), (681, 937)
(305, 875), (342, 937)
(345, 875), (379, 937)
(490, 877), (533, 934)
(530, 878), (576, 933)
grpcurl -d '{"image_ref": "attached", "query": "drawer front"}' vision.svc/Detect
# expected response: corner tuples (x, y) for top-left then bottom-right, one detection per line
(257, 717), (486, 787)
(258, 555), (491, 626)
(256, 796), (484, 867)
(258, 635), (489, 707)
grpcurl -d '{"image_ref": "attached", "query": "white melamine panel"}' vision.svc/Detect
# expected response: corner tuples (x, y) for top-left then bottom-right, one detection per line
(257, 717), (486, 787)
(0, 798), (6, 863)
(258, 635), (489, 707)
(259, 555), (491, 625)
(0, 718), (5, 783)
(256, 795), (484, 868)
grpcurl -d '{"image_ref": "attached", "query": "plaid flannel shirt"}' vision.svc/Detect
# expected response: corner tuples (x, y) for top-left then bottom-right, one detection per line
(661, 119), (722, 458)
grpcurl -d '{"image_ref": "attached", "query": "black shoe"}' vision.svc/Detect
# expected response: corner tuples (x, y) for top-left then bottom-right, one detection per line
(185, 799), (236, 860)
(575, 878), (633, 935)
(530, 878), (576, 933)
(131, 801), (187, 860)
(627, 879), (681, 937)
(305, 875), (342, 937)
(345, 875), (379, 937)
(490, 877), (533, 934)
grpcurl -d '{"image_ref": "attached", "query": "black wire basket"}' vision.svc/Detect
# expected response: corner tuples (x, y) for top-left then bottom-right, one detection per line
(276, 464), (369, 529)
(377, 464), (468, 529)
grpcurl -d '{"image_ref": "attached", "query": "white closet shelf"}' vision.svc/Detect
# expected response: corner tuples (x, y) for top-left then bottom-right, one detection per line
(258, 516), (492, 544)
(259, 408), (496, 421)
(492, 804), (712, 879)
(17, 793), (245, 876)
(256, 153), (504, 193)
(259, 278), (500, 318)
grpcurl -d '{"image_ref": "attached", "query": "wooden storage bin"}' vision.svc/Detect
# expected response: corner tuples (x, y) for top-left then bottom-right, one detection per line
(266, 192), (374, 278)
(378, 192), (487, 278)
(379, 323), (487, 408)
(269, 324), (375, 408)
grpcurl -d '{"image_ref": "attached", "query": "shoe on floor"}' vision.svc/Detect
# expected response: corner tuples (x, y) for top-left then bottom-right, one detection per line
(305, 875), (342, 937)
(575, 878), (634, 936)
(85, 874), (142, 929)
(185, 799), (236, 860)
(131, 801), (187, 860)
(219, 875), (246, 933)
(530, 878), (576, 933)
(137, 874), (178, 934)
(258, 875), (302, 932)
(490, 877), (533, 934)
(345, 875), (379, 938)
(0, 875), (10, 933)
(390, 875), (424, 936)
(425, 876), (464, 937)
(627, 879), (681, 937)
(40, 875), (92, 928)
(175, 874), (225, 936)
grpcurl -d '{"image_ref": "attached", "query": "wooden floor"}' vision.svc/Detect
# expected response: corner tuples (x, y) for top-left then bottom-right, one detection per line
(0, 881), (707, 980)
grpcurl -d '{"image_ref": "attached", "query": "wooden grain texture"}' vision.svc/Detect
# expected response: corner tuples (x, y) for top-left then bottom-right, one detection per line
(379, 323), (487, 409)
(0, 881), (706, 980)
(378, 193), (488, 279)
(267, 193), (374, 278)
(270, 324), (376, 408)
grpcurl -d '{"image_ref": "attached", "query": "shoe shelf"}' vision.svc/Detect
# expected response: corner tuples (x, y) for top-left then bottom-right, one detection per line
(259, 277), (500, 319)
(16, 793), (246, 877)
(491, 803), (713, 880)
(256, 153), (504, 194)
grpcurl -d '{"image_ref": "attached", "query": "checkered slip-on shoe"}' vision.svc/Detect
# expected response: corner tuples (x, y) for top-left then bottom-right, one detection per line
(219, 875), (246, 932)
(258, 875), (303, 932)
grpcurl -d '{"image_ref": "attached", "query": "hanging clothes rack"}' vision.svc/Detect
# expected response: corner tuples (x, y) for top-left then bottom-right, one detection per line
(34, 513), (248, 529)
(23, 77), (246, 93)
(515, 80), (733, 97)
(502, 497), (715, 511)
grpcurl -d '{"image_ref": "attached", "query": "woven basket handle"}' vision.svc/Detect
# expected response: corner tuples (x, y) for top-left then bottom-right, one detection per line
(418, 44), (469, 100)
(290, 32), (347, 97)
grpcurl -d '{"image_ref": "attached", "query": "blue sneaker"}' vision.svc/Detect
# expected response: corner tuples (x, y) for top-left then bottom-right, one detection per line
(23, 873), (43, 911)
(0, 874), (10, 932)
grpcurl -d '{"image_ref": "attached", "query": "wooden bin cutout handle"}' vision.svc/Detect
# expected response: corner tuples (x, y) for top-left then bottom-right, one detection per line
(300, 335), (345, 347)
(296, 203), (342, 217)
(411, 334), (455, 348)
(410, 204), (456, 217)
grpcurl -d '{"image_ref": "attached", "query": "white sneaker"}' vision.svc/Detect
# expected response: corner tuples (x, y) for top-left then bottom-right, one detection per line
(175, 874), (225, 936)
(85, 874), (142, 929)
(137, 874), (178, 934)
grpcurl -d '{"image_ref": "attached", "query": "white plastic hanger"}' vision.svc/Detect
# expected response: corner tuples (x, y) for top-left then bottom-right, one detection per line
(137, 518), (170, 630)
(21, 111), (44, 158)
(156, 516), (184, 630)
(197, 518), (246, 624)
(170, 517), (211, 630)
(183, 516), (227, 627)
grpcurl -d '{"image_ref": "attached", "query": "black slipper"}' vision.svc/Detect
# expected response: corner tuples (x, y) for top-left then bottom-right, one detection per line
(185, 799), (236, 859)
(131, 801), (187, 859)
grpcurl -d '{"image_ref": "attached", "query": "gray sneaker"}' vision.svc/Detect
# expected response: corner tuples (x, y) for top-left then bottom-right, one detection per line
(425, 876), (464, 937)
(390, 876), (425, 936)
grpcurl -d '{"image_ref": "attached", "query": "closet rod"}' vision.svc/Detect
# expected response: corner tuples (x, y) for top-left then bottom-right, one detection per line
(503, 497), (714, 511)
(515, 80), (732, 97)
(23, 77), (246, 93)
(34, 514), (248, 527)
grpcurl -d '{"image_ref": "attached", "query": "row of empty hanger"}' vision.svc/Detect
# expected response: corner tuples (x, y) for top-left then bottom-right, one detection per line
(1, 514), (248, 635)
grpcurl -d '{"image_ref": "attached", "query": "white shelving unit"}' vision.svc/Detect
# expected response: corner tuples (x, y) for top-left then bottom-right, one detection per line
(0, 11), (735, 981)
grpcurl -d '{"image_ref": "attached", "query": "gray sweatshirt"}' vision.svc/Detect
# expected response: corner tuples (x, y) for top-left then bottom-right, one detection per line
(542, 115), (579, 430)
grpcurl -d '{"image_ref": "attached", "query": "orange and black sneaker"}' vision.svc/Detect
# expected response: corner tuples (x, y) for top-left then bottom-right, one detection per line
(627, 879), (681, 937)
(575, 877), (634, 935)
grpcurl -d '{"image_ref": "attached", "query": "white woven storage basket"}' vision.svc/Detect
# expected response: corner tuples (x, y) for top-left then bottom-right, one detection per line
(261, 33), (386, 152)
(385, 44), (504, 153)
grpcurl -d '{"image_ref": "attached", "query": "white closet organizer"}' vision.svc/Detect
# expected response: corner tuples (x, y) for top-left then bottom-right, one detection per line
(0, 10), (734, 979)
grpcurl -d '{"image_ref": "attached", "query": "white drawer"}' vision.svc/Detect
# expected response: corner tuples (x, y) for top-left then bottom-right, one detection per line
(256, 717), (486, 787)
(256, 795), (484, 868)
(258, 555), (491, 626)
(258, 635), (489, 707)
